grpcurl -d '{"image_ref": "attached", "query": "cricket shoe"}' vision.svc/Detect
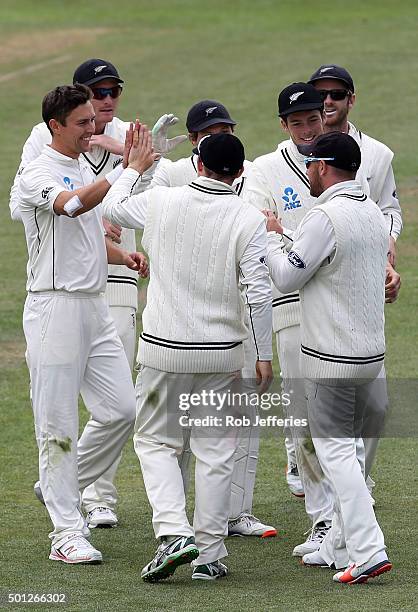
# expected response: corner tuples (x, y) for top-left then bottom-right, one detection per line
(228, 513), (277, 538)
(302, 550), (334, 568)
(192, 560), (228, 581)
(292, 521), (331, 557)
(286, 463), (305, 498)
(333, 554), (392, 584)
(49, 534), (102, 564)
(141, 536), (199, 583)
(86, 507), (118, 529)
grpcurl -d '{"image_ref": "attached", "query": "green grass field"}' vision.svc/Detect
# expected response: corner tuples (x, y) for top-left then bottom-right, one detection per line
(0, 1), (417, 610)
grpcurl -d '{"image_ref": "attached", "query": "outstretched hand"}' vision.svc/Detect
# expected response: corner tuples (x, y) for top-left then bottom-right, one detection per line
(152, 113), (188, 155)
(124, 120), (159, 174)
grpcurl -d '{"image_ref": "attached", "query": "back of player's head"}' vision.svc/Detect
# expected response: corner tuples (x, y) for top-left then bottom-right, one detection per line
(42, 84), (92, 134)
(197, 133), (244, 177)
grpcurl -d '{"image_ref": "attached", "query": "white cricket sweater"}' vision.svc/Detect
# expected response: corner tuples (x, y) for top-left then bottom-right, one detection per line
(139, 177), (266, 373)
(349, 122), (402, 239)
(300, 182), (387, 382)
(245, 139), (315, 331)
(10, 118), (138, 308)
(150, 153), (252, 196)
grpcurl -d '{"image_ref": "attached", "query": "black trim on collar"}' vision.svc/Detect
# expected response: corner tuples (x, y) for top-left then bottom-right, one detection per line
(331, 193), (367, 202)
(191, 155), (197, 173)
(189, 181), (233, 195)
(235, 176), (246, 196)
(82, 151), (110, 176)
(281, 148), (310, 189)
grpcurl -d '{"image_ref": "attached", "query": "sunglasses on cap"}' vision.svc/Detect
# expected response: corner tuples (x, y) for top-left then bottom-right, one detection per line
(90, 86), (123, 100)
(304, 157), (335, 169)
(317, 89), (350, 101)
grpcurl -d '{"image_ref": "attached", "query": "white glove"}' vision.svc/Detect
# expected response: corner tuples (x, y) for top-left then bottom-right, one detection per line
(151, 113), (187, 155)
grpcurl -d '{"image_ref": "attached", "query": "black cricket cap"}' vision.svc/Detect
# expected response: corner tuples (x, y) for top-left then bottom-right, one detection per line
(73, 59), (124, 87)
(197, 133), (244, 176)
(299, 132), (361, 172)
(278, 82), (323, 118)
(186, 100), (236, 132)
(308, 64), (355, 92)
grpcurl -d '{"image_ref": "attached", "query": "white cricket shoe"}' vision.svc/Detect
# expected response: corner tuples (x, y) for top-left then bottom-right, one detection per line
(86, 507), (118, 529)
(333, 554), (392, 584)
(286, 463), (305, 498)
(292, 521), (331, 557)
(49, 534), (102, 564)
(228, 513), (277, 538)
(302, 549), (333, 568)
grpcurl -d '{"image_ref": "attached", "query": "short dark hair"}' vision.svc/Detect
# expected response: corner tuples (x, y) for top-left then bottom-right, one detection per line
(42, 84), (92, 134)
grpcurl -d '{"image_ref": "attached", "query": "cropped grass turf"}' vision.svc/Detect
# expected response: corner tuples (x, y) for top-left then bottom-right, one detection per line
(0, 1), (417, 610)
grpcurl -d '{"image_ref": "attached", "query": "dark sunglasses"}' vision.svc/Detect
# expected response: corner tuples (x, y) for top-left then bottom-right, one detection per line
(317, 89), (350, 101)
(91, 86), (123, 100)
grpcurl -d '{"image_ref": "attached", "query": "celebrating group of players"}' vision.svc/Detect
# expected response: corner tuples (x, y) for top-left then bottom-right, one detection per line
(10, 56), (401, 584)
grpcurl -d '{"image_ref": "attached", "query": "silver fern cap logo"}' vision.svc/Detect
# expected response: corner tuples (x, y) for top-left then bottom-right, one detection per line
(320, 66), (334, 74)
(205, 106), (218, 116)
(94, 65), (108, 74)
(289, 91), (304, 104)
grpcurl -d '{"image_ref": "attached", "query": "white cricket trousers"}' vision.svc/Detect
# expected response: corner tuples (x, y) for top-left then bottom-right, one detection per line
(179, 335), (261, 519)
(306, 379), (387, 568)
(81, 305), (137, 513)
(276, 325), (333, 525)
(23, 292), (136, 545)
(134, 366), (240, 565)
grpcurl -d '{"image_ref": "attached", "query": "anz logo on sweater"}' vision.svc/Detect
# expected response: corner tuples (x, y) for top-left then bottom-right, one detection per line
(282, 186), (301, 211)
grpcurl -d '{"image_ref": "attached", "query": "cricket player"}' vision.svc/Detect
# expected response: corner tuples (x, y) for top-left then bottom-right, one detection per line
(265, 132), (392, 584)
(244, 82), (335, 556)
(9, 58), (184, 528)
(308, 64), (402, 481)
(101, 129), (273, 581)
(18, 84), (153, 563)
(150, 99), (276, 539)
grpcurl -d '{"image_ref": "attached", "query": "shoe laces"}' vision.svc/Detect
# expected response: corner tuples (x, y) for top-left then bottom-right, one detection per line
(61, 535), (91, 549)
(238, 513), (260, 527)
(307, 522), (331, 542)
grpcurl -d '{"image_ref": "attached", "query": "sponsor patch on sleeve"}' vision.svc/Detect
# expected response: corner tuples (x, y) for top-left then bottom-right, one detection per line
(287, 250), (306, 269)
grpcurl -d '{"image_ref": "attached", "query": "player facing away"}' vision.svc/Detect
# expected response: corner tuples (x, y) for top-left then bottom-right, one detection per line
(150, 99), (276, 539)
(10, 58), (184, 529)
(265, 132), (392, 585)
(18, 84), (152, 564)
(101, 129), (273, 581)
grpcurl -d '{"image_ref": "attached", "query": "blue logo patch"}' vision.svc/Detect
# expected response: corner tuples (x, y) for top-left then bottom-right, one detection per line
(288, 251), (306, 269)
(282, 186), (301, 211)
(63, 177), (75, 190)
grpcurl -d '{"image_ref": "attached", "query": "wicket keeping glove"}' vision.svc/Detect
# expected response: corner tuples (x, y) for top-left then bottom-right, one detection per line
(152, 114), (187, 155)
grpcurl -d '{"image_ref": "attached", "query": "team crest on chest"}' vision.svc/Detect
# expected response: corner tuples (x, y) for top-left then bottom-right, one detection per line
(282, 186), (301, 211)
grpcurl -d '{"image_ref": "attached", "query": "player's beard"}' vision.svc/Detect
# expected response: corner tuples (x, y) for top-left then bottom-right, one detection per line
(308, 166), (323, 198)
(323, 101), (350, 132)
